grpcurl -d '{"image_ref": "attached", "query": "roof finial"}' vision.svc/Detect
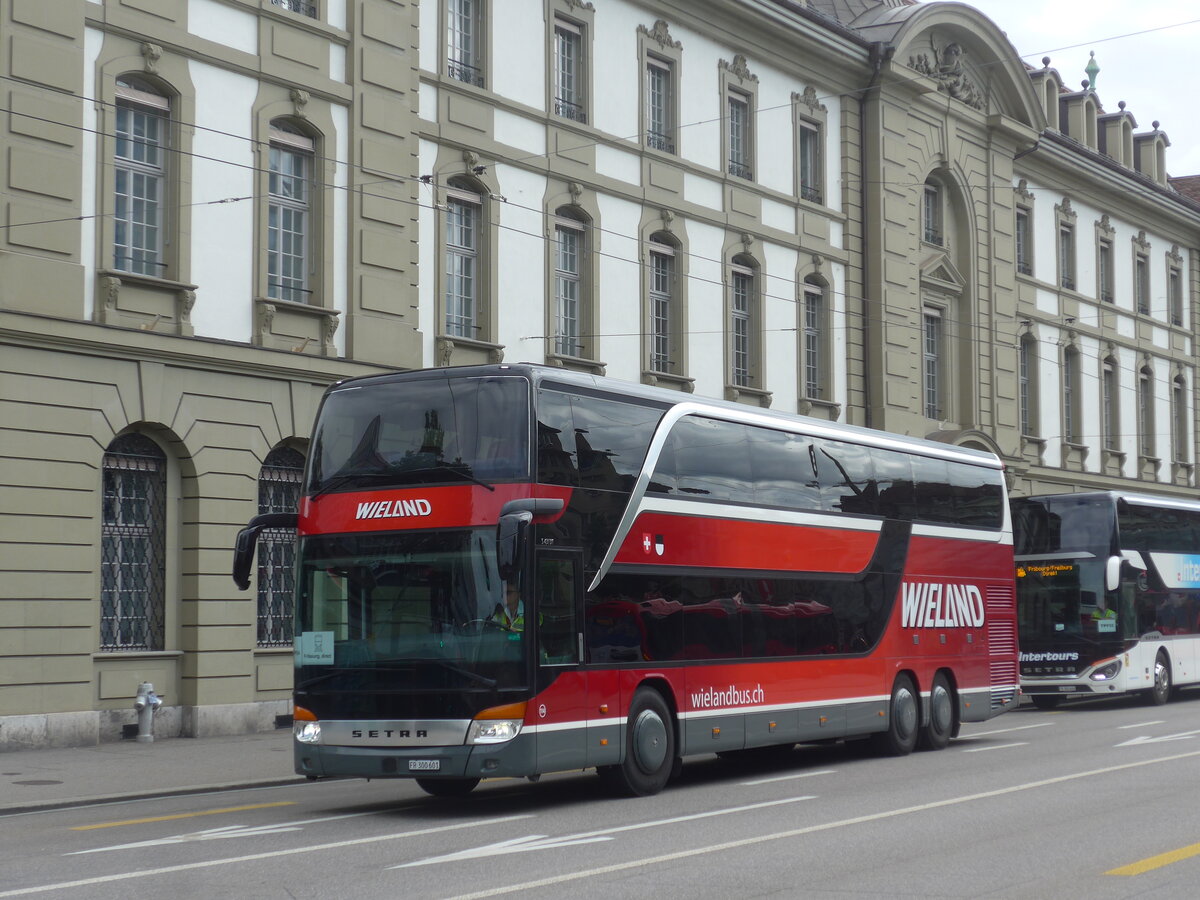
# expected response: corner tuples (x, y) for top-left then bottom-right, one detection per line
(1085, 51), (1099, 91)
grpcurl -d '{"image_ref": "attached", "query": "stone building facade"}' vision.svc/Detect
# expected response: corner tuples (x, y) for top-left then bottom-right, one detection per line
(1, 0), (1197, 748)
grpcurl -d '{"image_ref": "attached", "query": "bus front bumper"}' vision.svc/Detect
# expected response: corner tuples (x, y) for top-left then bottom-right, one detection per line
(294, 733), (538, 780)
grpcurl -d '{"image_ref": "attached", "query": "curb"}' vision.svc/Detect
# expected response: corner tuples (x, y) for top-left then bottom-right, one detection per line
(0, 776), (313, 817)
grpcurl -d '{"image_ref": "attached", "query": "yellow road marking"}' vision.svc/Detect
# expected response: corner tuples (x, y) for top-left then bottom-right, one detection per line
(71, 801), (295, 831)
(1107, 841), (1200, 876)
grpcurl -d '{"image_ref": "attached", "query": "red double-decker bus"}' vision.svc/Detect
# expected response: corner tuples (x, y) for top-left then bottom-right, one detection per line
(233, 365), (1017, 797)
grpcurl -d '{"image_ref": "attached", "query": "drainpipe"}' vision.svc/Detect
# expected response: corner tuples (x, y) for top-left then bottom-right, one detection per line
(859, 43), (890, 430)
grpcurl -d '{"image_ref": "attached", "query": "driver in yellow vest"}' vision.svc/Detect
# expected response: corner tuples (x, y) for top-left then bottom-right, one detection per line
(492, 583), (525, 631)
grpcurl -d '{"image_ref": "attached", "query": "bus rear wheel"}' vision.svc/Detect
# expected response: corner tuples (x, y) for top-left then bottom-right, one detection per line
(918, 673), (954, 751)
(1148, 651), (1172, 706)
(415, 777), (480, 798)
(872, 674), (919, 756)
(602, 688), (676, 797)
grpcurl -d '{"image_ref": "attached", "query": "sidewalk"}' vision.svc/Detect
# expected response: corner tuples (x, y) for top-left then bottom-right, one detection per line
(0, 730), (308, 815)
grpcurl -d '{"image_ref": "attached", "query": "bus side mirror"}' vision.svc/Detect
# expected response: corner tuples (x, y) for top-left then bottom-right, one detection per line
(1105, 555), (1122, 593)
(232, 512), (298, 590)
(496, 510), (533, 580)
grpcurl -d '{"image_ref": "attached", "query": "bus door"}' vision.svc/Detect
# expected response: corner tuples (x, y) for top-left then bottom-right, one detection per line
(532, 549), (595, 771)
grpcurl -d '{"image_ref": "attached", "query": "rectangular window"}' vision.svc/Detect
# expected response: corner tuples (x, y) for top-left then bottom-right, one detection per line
(1015, 208), (1031, 275)
(267, 129), (313, 304)
(923, 308), (942, 419)
(1102, 361), (1117, 450)
(646, 57), (674, 153)
(1098, 239), (1113, 302)
(1136, 253), (1150, 314)
(727, 91), (752, 180)
(114, 85), (169, 276)
(1064, 352), (1079, 444)
(448, 0), (484, 87)
(803, 284), (824, 399)
(1058, 225), (1075, 291)
(445, 191), (479, 337)
(649, 246), (674, 372)
(1018, 338), (1032, 436)
(923, 185), (942, 246)
(554, 221), (582, 357)
(1174, 379), (1188, 462)
(798, 121), (822, 204)
(270, 0), (317, 17)
(1140, 369), (1155, 457)
(730, 265), (752, 386)
(1170, 266), (1183, 326)
(553, 19), (586, 123)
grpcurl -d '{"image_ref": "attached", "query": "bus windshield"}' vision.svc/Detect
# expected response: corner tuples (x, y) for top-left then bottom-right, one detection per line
(295, 530), (526, 694)
(307, 375), (530, 494)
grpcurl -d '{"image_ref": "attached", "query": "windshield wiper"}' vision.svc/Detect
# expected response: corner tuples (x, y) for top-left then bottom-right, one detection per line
(310, 470), (404, 501)
(386, 465), (496, 492)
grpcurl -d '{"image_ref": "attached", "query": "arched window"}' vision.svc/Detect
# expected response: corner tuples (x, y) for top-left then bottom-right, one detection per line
(100, 434), (167, 651)
(267, 120), (316, 304)
(114, 77), (170, 276)
(257, 446), (305, 647)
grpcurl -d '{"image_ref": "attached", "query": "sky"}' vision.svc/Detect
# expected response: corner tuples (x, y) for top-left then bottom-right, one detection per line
(959, 0), (1200, 177)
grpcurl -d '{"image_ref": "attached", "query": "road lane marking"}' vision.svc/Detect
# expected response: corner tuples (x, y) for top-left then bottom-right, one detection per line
(741, 769), (836, 786)
(0, 815), (533, 898)
(1116, 728), (1200, 747)
(1118, 720), (1165, 729)
(960, 722), (1054, 738)
(961, 742), (1029, 753)
(71, 802), (296, 830)
(438, 749), (1200, 900)
(392, 796), (814, 868)
(1107, 840), (1200, 876)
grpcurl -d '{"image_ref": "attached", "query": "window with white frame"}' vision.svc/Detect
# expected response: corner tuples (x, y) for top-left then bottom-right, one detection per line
(553, 213), (586, 357)
(1058, 223), (1075, 291)
(1098, 238), (1114, 302)
(447, 0), (485, 87)
(444, 181), (482, 338)
(797, 120), (821, 203)
(267, 124), (313, 304)
(114, 78), (169, 276)
(1015, 207), (1032, 275)
(1139, 364), (1155, 458)
(802, 279), (826, 400)
(1063, 346), (1081, 444)
(1019, 333), (1037, 436)
(1169, 263), (1183, 326)
(729, 257), (756, 387)
(727, 90), (752, 180)
(1136, 252), (1150, 314)
(553, 18), (586, 123)
(1102, 358), (1119, 450)
(645, 56), (675, 153)
(922, 306), (943, 419)
(922, 183), (943, 246)
(648, 236), (676, 373)
(1173, 375), (1188, 463)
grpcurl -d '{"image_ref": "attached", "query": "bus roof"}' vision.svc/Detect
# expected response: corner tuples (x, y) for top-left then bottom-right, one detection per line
(324, 363), (1003, 470)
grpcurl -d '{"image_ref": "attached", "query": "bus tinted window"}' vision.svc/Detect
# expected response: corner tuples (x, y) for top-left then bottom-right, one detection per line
(913, 456), (955, 523)
(536, 390), (578, 486)
(815, 440), (877, 516)
(657, 416), (753, 502)
(1119, 502), (1200, 552)
(949, 463), (1003, 529)
(747, 427), (820, 510)
(873, 449), (916, 520)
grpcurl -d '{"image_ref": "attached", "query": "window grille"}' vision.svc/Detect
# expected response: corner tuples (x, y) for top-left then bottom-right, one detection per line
(257, 447), (304, 647)
(100, 434), (166, 651)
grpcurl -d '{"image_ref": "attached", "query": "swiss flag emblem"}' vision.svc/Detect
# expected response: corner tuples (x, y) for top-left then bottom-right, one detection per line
(642, 533), (652, 554)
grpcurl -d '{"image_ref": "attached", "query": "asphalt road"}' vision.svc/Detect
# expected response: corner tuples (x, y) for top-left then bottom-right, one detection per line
(4, 694), (1200, 899)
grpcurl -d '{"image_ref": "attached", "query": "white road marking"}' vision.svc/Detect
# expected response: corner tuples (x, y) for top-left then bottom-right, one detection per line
(961, 742), (1029, 753)
(392, 796), (814, 868)
(0, 815), (532, 898)
(439, 750), (1200, 900)
(741, 769), (836, 786)
(1116, 728), (1200, 747)
(959, 721), (1054, 738)
(1118, 720), (1165, 729)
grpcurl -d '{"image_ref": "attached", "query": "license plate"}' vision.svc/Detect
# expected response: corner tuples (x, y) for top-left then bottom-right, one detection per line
(408, 759), (440, 771)
(1057, 686), (1078, 692)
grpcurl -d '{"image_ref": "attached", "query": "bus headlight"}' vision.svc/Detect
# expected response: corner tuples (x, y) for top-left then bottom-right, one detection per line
(467, 701), (527, 745)
(467, 719), (522, 744)
(293, 706), (321, 744)
(1090, 659), (1122, 681)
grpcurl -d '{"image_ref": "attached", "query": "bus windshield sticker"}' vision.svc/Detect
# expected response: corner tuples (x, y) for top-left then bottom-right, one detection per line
(299, 631), (335, 665)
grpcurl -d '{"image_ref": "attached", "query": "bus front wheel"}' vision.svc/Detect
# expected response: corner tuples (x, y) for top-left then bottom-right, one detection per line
(602, 688), (676, 796)
(872, 674), (919, 756)
(415, 777), (480, 798)
(918, 672), (954, 751)
(1148, 651), (1172, 706)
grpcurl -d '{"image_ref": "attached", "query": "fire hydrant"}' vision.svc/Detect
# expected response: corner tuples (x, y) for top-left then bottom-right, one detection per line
(134, 682), (163, 743)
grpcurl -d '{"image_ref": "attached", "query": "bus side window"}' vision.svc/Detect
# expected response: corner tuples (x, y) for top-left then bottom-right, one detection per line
(913, 456), (954, 524)
(872, 448), (915, 521)
(536, 391), (579, 486)
(815, 440), (876, 516)
(749, 428), (819, 510)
